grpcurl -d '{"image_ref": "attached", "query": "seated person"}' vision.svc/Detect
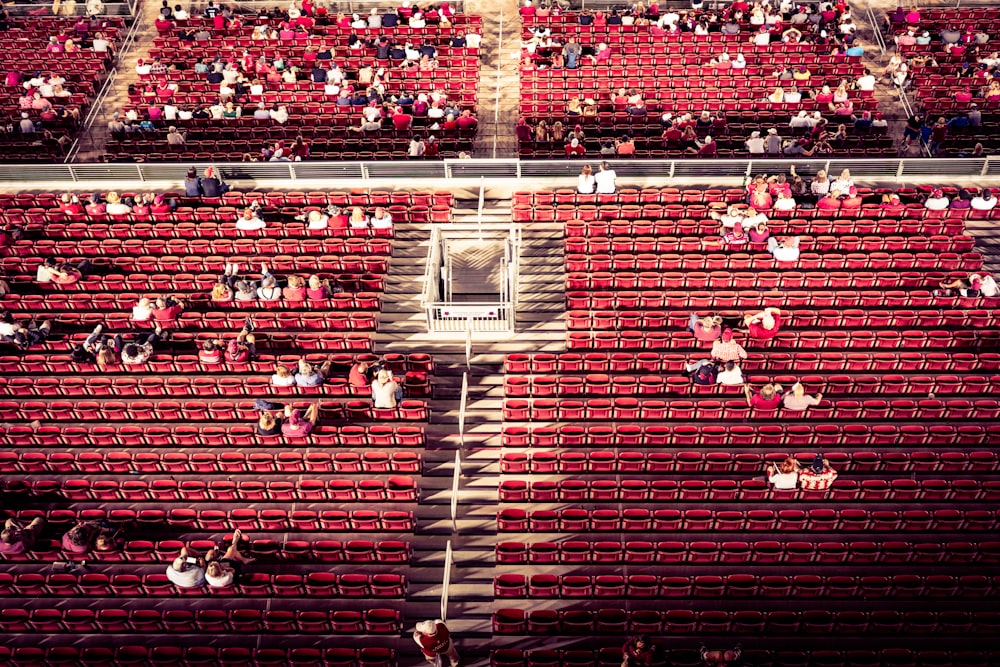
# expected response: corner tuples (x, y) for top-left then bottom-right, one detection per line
(350, 360), (374, 389)
(257, 410), (283, 435)
(782, 381), (822, 411)
(685, 359), (719, 385)
(204, 529), (254, 587)
(767, 235), (801, 262)
(132, 297), (154, 322)
(798, 455), (838, 491)
(710, 328), (747, 363)
(767, 456), (801, 490)
(744, 382), (783, 410)
(235, 206), (266, 230)
(295, 358), (333, 387)
(281, 403), (320, 436)
(371, 369), (402, 408)
(151, 295), (185, 327)
(688, 313), (723, 342)
(743, 307), (782, 339)
(256, 266), (282, 301)
(721, 221), (749, 250)
(0, 316), (52, 349)
(271, 364), (296, 387)
(283, 275), (307, 301)
(0, 517), (45, 555)
(119, 325), (165, 365)
(36, 257), (91, 285)
(371, 207), (393, 229)
(166, 546), (207, 589)
(716, 360), (744, 386)
(307, 274), (338, 299)
(62, 521), (119, 556)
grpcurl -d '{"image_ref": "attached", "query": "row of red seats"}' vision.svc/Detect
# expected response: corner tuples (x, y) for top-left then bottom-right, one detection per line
(514, 186), (974, 206)
(0, 607), (402, 634)
(498, 450), (999, 474)
(5, 254), (389, 274)
(505, 350), (999, 373)
(503, 397), (1000, 421)
(0, 375), (429, 399)
(566, 328), (1000, 350)
(6, 206), (436, 226)
(566, 234), (977, 253)
(498, 477), (1000, 503)
(20, 350), (430, 371)
(494, 572), (1000, 599)
(0, 188), (451, 208)
(7, 507), (414, 535)
(501, 422), (1000, 447)
(493, 607), (1000, 635)
(496, 532), (1000, 560)
(1, 571), (405, 598)
(1, 449), (421, 474)
(0, 422), (425, 447)
(562, 251), (982, 271)
(565, 272), (972, 291)
(4, 294), (382, 316)
(6, 476), (419, 502)
(15, 236), (392, 255)
(504, 374), (1000, 398)
(0, 398), (429, 422)
(492, 647), (997, 667)
(0, 645), (394, 667)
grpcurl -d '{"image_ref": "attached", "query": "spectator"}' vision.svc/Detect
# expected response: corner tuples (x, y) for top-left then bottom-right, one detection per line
(372, 369), (402, 408)
(272, 364), (296, 387)
(565, 137), (586, 156)
(745, 382), (783, 410)
(971, 189), (997, 211)
(131, 297), (154, 322)
(295, 358), (333, 387)
(767, 457), (801, 490)
(783, 382), (822, 411)
(767, 235), (801, 262)
(701, 645), (742, 667)
(283, 275), (307, 301)
(257, 410), (282, 436)
(200, 167), (225, 197)
(350, 360), (374, 390)
(717, 360), (744, 386)
(414, 619), (460, 667)
(120, 325), (164, 365)
(799, 455), (838, 491)
(711, 329), (747, 363)
(257, 269), (282, 301)
(204, 530), (254, 587)
(743, 307), (782, 340)
(686, 359), (719, 385)
(578, 164), (595, 194)
(721, 221), (749, 250)
(166, 544), (206, 588)
(307, 274), (336, 299)
(282, 403), (320, 436)
(622, 635), (658, 667)
(62, 521), (118, 555)
(236, 207), (266, 231)
(151, 295), (185, 328)
(371, 207), (393, 230)
(688, 314), (722, 342)
(748, 220), (769, 244)
(745, 130), (765, 154)
(0, 316), (52, 349)
(0, 517), (45, 555)
(594, 161), (616, 194)
(36, 257), (91, 285)
(924, 189), (950, 210)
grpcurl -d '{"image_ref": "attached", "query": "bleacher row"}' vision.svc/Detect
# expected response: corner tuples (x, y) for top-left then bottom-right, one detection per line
(519, 13), (871, 158)
(108, 15), (481, 161)
(0, 190), (447, 661)
(0, 16), (122, 161)
(492, 184), (1000, 661)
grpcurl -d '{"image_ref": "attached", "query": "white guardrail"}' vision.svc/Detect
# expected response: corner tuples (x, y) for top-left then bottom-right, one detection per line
(441, 540), (453, 623)
(7, 157), (1000, 184)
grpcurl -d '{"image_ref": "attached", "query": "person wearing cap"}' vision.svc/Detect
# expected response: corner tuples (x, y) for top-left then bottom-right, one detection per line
(767, 235), (800, 263)
(924, 189), (950, 210)
(744, 306), (782, 340)
(721, 222), (749, 250)
(971, 189), (997, 211)
(685, 358), (719, 386)
(745, 130), (765, 155)
(711, 329), (747, 363)
(782, 381), (822, 411)
(236, 207), (266, 231)
(414, 619), (460, 667)
(688, 135), (717, 157)
(799, 456), (838, 491)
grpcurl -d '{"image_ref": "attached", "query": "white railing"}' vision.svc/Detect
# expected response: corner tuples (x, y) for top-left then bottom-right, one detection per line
(421, 226), (442, 310)
(423, 305), (515, 333)
(458, 371), (469, 445)
(476, 176), (486, 239)
(492, 6), (504, 159)
(441, 540), (453, 623)
(450, 450), (461, 530)
(12, 156), (1000, 184)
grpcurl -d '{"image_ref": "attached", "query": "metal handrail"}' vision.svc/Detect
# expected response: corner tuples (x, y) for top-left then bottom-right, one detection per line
(440, 540), (453, 623)
(458, 372), (468, 444)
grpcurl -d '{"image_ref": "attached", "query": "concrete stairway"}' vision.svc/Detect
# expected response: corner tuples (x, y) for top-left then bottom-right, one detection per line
(372, 200), (566, 659)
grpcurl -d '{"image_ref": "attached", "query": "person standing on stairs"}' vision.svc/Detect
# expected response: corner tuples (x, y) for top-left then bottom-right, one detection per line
(414, 619), (461, 667)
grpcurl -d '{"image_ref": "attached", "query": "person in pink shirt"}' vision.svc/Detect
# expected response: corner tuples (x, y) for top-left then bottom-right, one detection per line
(744, 306), (782, 340)
(745, 382), (783, 410)
(689, 314), (723, 342)
(281, 403), (320, 437)
(0, 517), (44, 555)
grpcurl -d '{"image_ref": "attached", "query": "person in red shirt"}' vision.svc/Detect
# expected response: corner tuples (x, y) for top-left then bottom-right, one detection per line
(413, 620), (460, 667)
(59, 193), (84, 215)
(840, 186), (863, 209)
(349, 360), (372, 389)
(151, 295), (185, 328)
(816, 191), (842, 211)
(85, 194), (106, 217)
(392, 109), (413, 130)
(745, 382), (783, 411)
(283, 275), (307, 301)
(565, 138), (585, 156)
(744, 306), (782, 340)
(456, 109), (478, 131)
(881, 193), (905, 216)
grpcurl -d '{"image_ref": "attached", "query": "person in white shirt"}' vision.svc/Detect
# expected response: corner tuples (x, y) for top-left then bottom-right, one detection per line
(971, 189), (997, 210)
(132, 297), (153, 322)
(745, 131), (765, 154)
(772, 191), (796, 211)
(768, 235), (800, 262)
(594, 162), (616, 194)
(163, 104), (178, 121)
(768, 457), (801, 490)
(174, 6), (188, 20)
(789, 111), (811, 129)
(856, 69), (876, 92)
(578, 164), (596, 194)
(371, 207), (393, 229)
(465, 32), (481, 48)
(269, 105), (289, 124)
(783, 86), (802, 103)
(717, 361), (744, 386)
(924, 189), (950, 210)
(177, 108), (193, 120)
(971, 274), (999, 297)
(271, 364), (296, 386)
(166, 546), (206, 588)
(350, 12), (366, 28)
(135, 59), (152, 77)
(105, 192), (131, 215)
(235, 208), (266, 231)
(306, 209), (328, 230)
(203, 530), (253, 587)
(829, 169), (853, 193)
(409, 12), (426, 27)
(743, 208), (768, 229)
(752, 27), (770, 45)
